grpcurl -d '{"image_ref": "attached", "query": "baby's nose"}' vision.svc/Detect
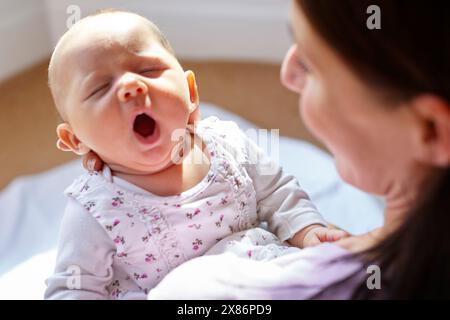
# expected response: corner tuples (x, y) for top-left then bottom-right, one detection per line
(118, 78), (148, 102)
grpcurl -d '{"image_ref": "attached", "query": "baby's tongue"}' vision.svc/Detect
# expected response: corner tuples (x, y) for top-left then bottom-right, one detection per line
(133, 114), (155, 137)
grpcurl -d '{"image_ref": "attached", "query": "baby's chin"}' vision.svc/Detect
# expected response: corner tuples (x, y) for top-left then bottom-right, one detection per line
(108, 160), (171, 176)
(112, 145), (181, 175)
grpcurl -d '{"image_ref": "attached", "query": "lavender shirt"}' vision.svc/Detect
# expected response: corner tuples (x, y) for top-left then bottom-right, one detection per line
(148, 242), (370, 299)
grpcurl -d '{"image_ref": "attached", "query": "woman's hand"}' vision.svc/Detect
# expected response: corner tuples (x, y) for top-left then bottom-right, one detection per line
(82, 150), (104, 171)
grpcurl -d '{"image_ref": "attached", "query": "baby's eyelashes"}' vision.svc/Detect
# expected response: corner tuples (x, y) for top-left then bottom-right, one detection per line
(86, 82), (110, 100)
(139, 68), (157, 74)
(138, 67), (165, 78)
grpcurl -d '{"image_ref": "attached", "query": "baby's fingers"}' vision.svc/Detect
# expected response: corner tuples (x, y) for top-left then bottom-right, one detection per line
(322, 229), (350, 242)
(82, 150), (104, 172)
(303, 234), (322, 247)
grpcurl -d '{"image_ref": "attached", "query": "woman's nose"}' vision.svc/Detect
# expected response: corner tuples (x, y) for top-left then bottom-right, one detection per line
(117, 75), (148, 102)
(280, 44), (306, 94)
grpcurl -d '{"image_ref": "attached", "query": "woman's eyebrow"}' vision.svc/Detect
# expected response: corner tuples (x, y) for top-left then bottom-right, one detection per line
(286, 22), (306, 52)
(287, 22), (296, 42)
(286, 22), (317, 67)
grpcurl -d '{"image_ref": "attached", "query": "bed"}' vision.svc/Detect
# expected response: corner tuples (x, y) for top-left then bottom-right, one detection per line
(0, 103), (383, 299)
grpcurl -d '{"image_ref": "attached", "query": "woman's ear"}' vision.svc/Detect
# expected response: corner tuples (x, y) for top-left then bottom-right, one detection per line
(185, 70), (200, 124)
(411, 94), (450, 166)
(56, 123), (90, 156)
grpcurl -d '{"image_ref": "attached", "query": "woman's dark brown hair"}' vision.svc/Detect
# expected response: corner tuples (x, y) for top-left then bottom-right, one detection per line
(297, 0), (450, 299)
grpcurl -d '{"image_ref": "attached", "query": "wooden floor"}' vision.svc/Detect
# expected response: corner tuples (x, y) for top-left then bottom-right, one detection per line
(0, 59), (323, 190)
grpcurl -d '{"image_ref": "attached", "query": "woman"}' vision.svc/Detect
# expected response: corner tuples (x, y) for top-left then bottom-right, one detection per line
(86, 0), (450, 298)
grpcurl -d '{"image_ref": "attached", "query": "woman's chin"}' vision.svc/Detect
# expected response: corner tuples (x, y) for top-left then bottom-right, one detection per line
(336, 159), (382, 194)
(335, 159), (359, 186)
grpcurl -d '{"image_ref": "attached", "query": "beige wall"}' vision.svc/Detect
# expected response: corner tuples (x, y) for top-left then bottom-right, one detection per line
(0, 0), (51, 82)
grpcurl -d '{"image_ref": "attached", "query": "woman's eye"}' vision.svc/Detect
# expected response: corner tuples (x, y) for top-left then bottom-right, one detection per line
(297, 58), (310, 73)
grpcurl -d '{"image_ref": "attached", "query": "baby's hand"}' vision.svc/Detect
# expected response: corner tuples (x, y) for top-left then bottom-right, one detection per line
(302, 225), (350, 247)
(82, 150), (104, 171)
(288, 224), (350, 248)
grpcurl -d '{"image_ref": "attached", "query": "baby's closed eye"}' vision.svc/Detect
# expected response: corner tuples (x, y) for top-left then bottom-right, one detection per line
(85, 82), (111, 100)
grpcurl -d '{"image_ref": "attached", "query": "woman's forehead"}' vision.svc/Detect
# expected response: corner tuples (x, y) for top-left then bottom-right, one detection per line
(290, 2), (326, 69)
(292, 3), (363, 83)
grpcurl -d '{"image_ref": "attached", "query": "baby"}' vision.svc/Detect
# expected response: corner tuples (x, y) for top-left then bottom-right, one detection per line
(45, 10), (347, 299)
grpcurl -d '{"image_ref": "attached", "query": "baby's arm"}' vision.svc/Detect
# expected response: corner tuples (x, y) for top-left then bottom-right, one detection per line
(243, 134), (347, 248)
(44, 198), (115, 299)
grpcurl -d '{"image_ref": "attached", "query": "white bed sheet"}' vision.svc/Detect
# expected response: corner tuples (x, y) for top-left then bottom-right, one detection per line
(0, 103), (383, 299)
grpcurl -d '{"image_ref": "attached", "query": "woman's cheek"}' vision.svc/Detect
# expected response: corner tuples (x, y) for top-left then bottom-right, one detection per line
(299, 82), (329, 143)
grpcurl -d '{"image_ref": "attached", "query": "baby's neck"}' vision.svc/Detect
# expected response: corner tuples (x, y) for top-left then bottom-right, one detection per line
(112, 134), (211, 197)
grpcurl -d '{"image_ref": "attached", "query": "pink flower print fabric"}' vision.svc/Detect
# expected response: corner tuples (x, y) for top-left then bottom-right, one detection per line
(46, 117), (323, 299)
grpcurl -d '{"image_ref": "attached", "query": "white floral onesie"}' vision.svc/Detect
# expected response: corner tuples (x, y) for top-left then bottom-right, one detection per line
(45, 116), (325, 299)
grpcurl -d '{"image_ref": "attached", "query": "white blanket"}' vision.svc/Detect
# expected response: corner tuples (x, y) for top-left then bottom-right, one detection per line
(0, 103), (383, 299)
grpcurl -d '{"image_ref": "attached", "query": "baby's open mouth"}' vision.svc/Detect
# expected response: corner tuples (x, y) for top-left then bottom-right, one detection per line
(133, 113), (156, 138)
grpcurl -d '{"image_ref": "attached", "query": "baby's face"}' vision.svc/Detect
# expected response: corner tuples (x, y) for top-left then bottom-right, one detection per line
(54, 13), (196, 174)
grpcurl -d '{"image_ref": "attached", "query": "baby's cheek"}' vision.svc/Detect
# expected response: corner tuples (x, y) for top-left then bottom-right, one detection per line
(82, 116), (124, 153)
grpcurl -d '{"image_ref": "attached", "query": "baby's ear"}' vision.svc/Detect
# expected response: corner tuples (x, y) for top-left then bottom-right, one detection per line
(188, 106), (201, 125)
(56, 138), (71, 152)
(185, 70), (200, 124)
(185, 70), (199, 107)
(56, 123), (90, 155)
